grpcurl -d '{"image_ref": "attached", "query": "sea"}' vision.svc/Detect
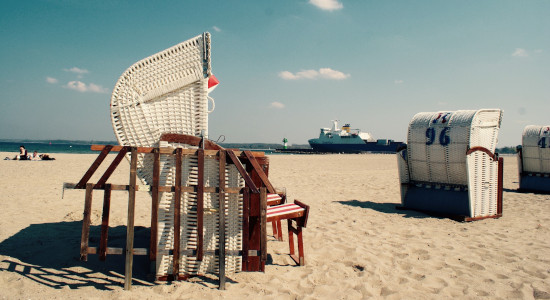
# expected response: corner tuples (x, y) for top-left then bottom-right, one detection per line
(0, 141), (281, 155)
(0, 141), (113, 154)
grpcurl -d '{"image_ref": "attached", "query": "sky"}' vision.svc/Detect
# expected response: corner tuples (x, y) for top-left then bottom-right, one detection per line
(0, 0), (549, 146)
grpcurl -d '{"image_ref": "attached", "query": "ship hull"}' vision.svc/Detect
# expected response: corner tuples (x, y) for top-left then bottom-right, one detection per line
(308, 141), (403, 153)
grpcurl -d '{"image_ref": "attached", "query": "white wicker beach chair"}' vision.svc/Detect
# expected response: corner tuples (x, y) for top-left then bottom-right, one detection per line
(397, 109), (504, 220)
(517, 125), (550, 193)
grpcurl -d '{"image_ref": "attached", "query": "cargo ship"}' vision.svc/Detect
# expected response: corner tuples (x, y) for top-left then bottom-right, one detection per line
(307, 120), (403, 153)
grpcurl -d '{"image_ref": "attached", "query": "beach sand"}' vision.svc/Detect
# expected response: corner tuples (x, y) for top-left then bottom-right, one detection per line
(1, 152), (549, 299)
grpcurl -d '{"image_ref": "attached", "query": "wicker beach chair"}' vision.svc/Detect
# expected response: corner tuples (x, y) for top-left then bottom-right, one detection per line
(397, 109), (504, 221)
(517, 125), (550, 193)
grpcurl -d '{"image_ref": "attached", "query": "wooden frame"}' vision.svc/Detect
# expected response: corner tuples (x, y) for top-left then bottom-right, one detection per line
(71, 142), (277, 290)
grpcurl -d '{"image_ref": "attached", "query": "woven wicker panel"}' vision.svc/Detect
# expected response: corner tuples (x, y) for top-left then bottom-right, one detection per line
(155, 142), (244, 277)
(522, 125), (550, 174)
(110, 33), (212, 184)
(466, 109), (502, 217)
(407, 110), (477, 185)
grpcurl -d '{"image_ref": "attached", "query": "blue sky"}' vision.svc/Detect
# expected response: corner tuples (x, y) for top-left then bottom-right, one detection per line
(0, 0), (548, 146)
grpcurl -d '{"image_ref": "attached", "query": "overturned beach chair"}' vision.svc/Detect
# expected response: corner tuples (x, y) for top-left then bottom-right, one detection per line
(397, 109), (504, 221)
(517, 125), (550, 193)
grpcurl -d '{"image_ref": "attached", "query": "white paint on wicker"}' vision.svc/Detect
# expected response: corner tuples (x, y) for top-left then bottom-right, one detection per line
(110, 33), (212, 172)
(399, 109), (503, 218)
(154, 142), (244, 277)
(521, 125), (550, 174)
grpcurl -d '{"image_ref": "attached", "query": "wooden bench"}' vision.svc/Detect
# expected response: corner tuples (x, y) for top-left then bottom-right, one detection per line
(266, 200), (310, 266)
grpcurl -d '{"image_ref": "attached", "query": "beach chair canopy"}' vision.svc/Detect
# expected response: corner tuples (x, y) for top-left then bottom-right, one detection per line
(397, 109), (503, 219)
(110, 32), (214, 149)
(517, 125), (550, 192)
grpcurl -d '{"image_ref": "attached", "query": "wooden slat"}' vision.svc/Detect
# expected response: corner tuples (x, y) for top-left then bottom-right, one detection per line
(218, 150), (226, 290)
(150, 149), (160, 262)
(172, 148), (183, 278)
(91, 145), (155, 153)
(226, 150), (259, 193)
(260, 187), (267, 263)
(497, 157), (504, 216)
(124, 148), (138, 291)
(80, 183), (94, 261)
(75, 145), (113, 188)
(244, 151), (276, 194)
(94, 147), (129, 189)
(242, 187), (249, 270)
(88, 247), (148, 255)
(197, 149), (205, 261)
(160, 133), (225, 150)
(99, 184), (112, 261)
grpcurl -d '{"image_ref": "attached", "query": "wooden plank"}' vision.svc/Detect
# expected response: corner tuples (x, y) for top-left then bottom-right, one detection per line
(75, 145), (113, 188)
(197, 149), (205, 261)
(218, 150), (226, 290)
(99, 184), (112, 261)
(160, 133), (225, 150)
(172, 148), (183, 278)
(91, 145), (155, 153)
(150, 149), (160, 262)
(243, 151), (276, 194)
(226, 150), (259, 193)
(242, 187), (249, 271)
(497, 157), (504, 216)
(80, 183), (94, 261)
(94, 147), (129, 189)
(88, 247), (149, 255)
(124, 148), (138, 290)
(260, 187), (267, 264)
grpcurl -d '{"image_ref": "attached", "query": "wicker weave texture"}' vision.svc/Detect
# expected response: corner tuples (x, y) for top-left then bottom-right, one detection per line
(403, 109), (502, 217)
(110, 33), (211, 152)
(521, 125), (550, 173)
(155, 142), (244, 277)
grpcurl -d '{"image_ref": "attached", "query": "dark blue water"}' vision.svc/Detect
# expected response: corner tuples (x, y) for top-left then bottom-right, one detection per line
(0, 141), (115, 154)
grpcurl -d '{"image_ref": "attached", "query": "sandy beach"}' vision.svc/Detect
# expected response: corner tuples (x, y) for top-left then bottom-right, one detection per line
(0, 152), (549, 299)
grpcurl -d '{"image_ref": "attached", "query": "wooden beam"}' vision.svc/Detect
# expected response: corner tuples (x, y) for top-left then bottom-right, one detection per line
(218, 150), (226, 290)
(242, 188), (249, 271)
(243, 151), (276, 194)
(197, 149), (205, 261)
(160, 133), (225, 150)
(80, 183), (94, 261)
(99, 184), (112, 261)
(226, 150), (259, 193)
(172, 148), (183, 278)
(124, 148), (138, 290)
(150, 149), (160, 262)
(94, 147), (129, 189)
(260, 187), (267, 265)
(76, 145), (113, 188)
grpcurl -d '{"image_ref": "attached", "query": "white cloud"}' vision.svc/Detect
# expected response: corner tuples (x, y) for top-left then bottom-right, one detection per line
(46, 77), (58, 84)
(512, 48), (528, 57)
(65, 81), (108, 93)
(63, 67), (89, 74)
(269, 101), (285, 109)
(213, 26), (221, 32)
(534, 49), (543, 54)
(309, 0), (343, 11)
(279, 68), (350, 80)
(394, 80), (404, 84)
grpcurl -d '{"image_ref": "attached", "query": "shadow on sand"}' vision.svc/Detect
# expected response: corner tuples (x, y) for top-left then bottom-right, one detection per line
(336, 199), (439, 219)
(0, 221), (154, 290)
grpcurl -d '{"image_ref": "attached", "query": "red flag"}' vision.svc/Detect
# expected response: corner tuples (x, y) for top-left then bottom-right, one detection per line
(208, 74), (219, 93)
